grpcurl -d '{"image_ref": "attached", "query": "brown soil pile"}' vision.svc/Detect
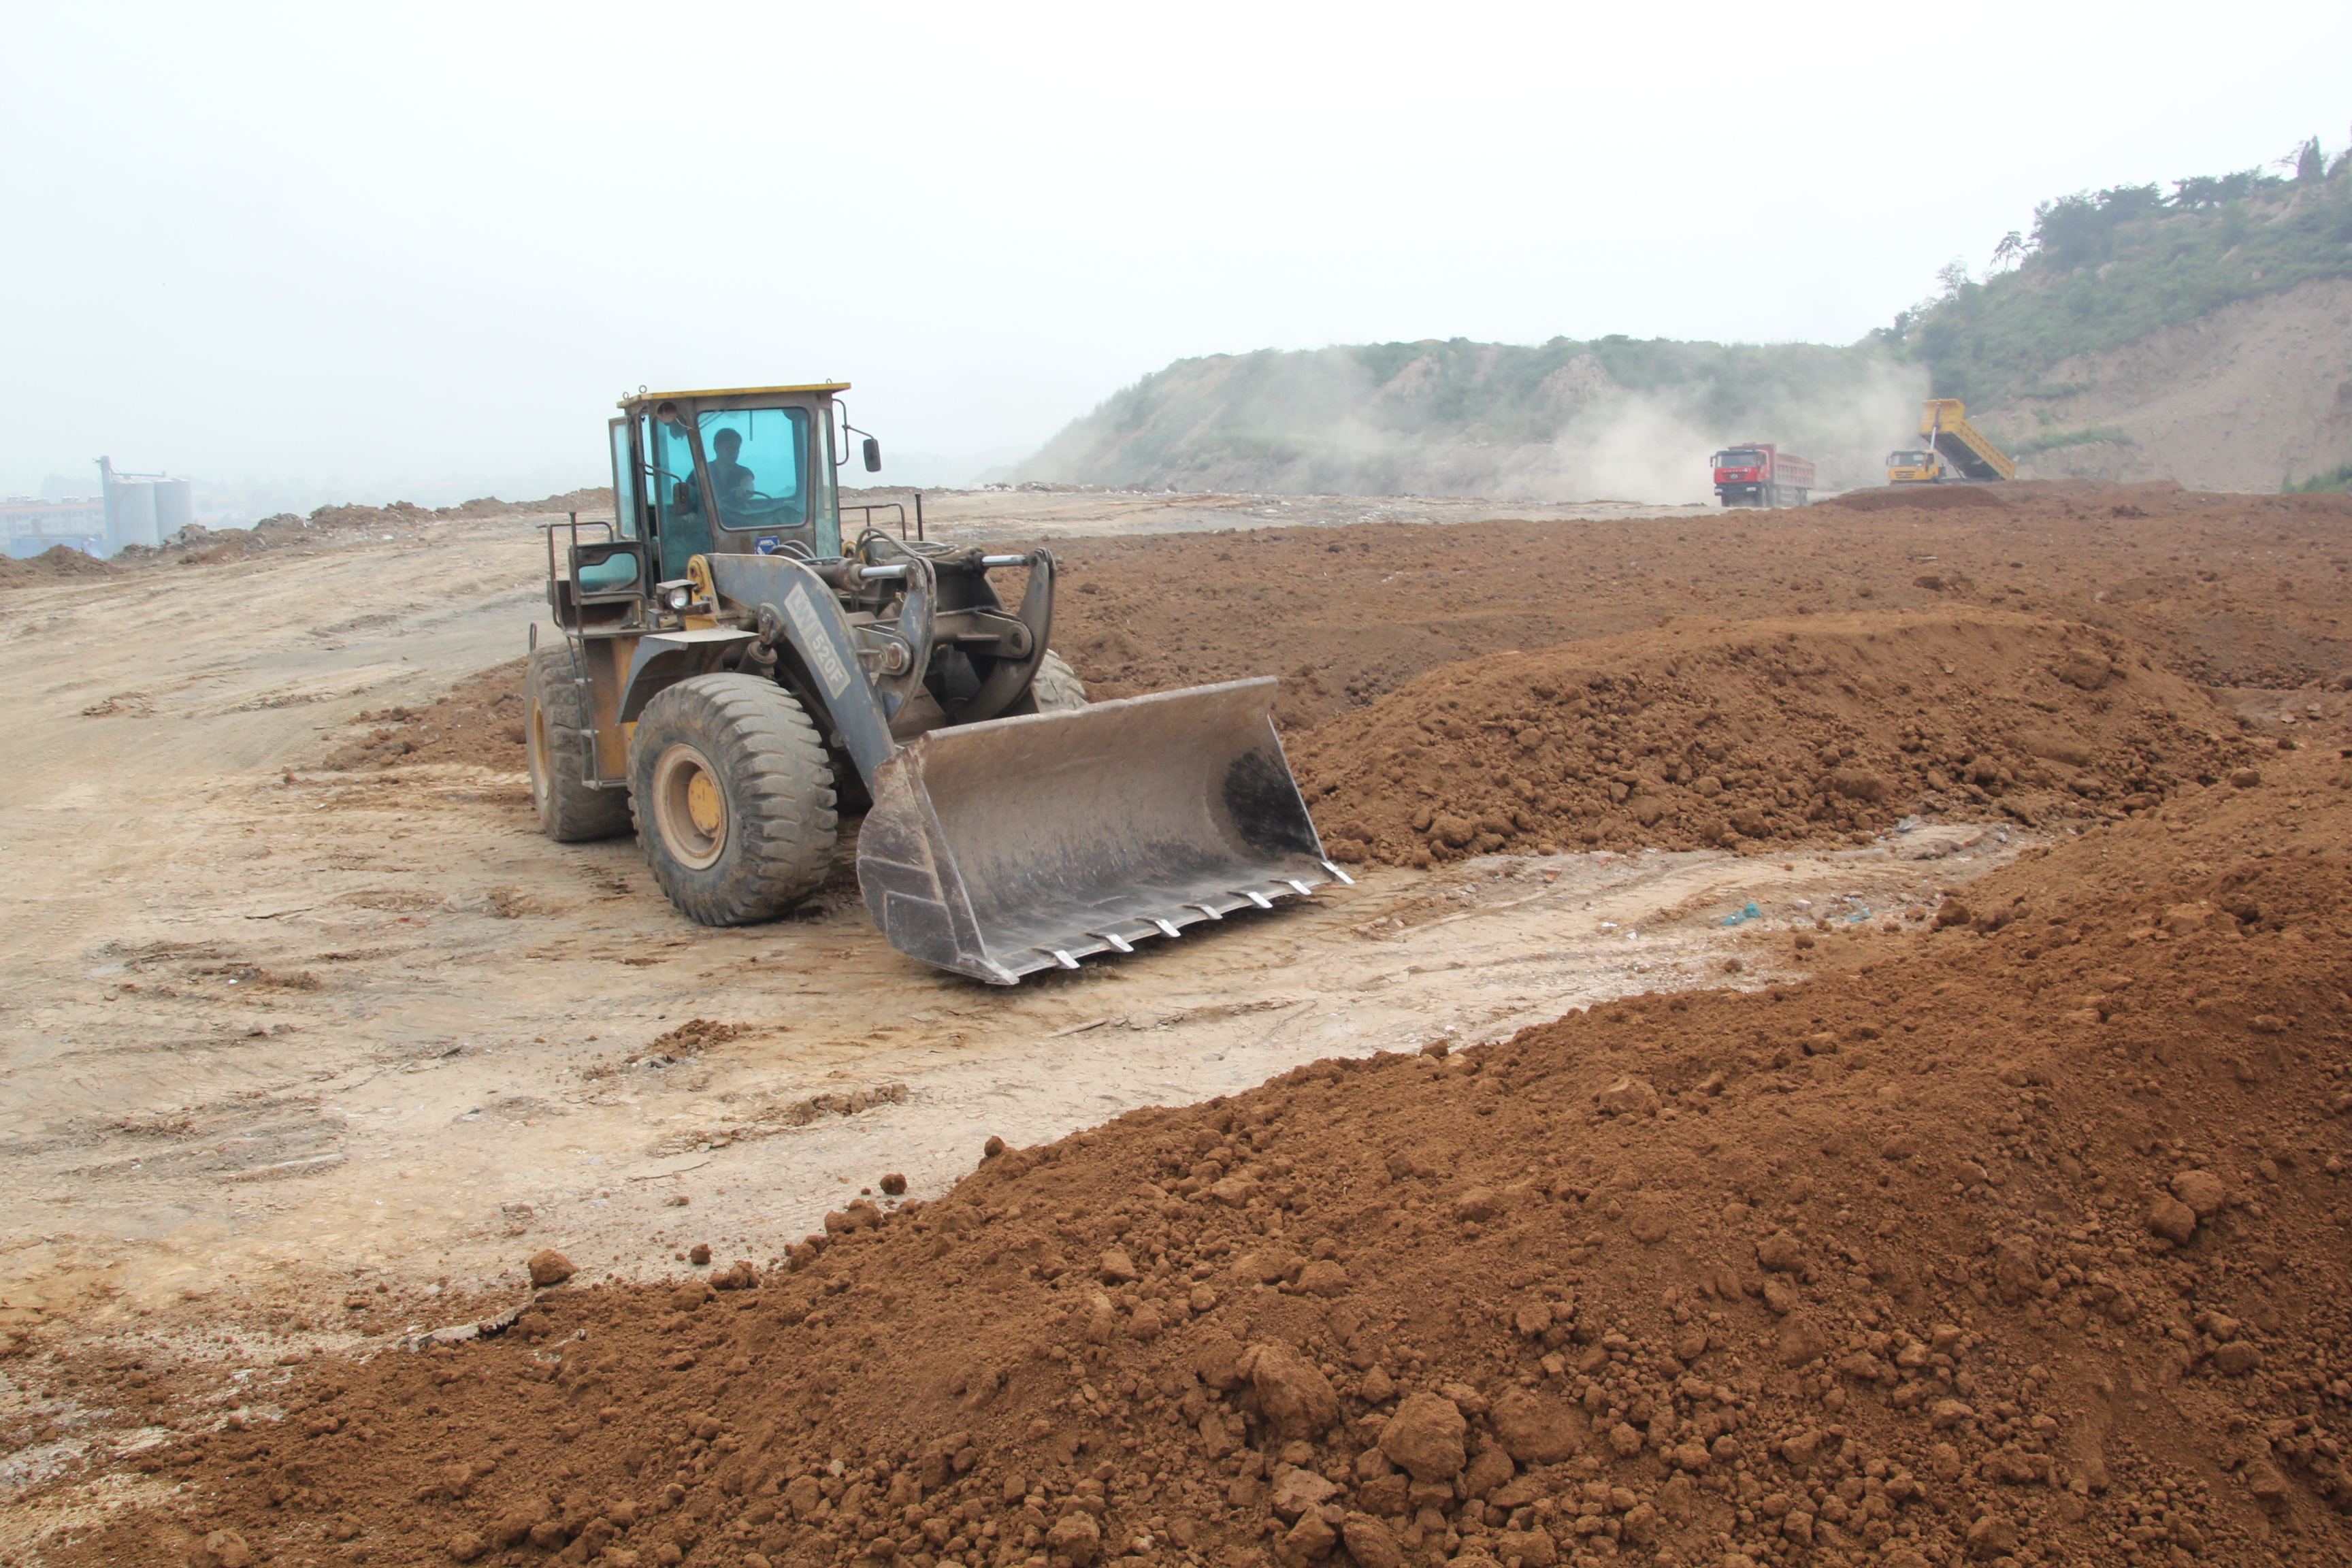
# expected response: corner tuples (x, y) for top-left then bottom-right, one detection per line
(298, 480), (2349, 768)
(152, 512), (326, 566)
(78, 489), (623, 577)
(0, 543), (115, 585)
(58, 745), (2352, 1566)
(304, 488), (615, 532)
(1816, 487), (2012, 514)
(1047, 483), (2352, 729)
(1292, 610), (2248, 865)
(320, 657), (529, 770)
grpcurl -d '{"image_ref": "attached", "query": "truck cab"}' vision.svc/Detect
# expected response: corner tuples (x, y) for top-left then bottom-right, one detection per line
(1885, 448), (1944, 484)
(1711, 444), (1812, 508)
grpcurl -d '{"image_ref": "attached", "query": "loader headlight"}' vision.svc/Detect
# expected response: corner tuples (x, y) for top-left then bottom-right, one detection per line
(663, 585), (692, 612)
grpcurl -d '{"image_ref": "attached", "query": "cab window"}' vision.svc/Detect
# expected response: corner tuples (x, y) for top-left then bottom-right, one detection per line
(698, 408), (809, 533)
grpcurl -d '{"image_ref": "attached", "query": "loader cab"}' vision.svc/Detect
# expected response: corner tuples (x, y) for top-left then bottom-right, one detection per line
(564, 385), (860, 611)
(572, 385), (852, 604)
(621, 385), (848, 576)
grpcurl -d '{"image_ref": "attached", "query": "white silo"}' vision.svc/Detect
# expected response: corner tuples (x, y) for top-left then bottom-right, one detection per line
(107, 483), (159, 553)
(152, 478), (194, 540)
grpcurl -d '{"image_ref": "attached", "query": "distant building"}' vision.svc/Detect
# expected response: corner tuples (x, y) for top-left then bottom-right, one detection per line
(8, 457), (202, 558)
(0, 494), (105, 559)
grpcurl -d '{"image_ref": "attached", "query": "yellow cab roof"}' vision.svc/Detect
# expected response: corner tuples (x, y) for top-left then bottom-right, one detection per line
(619, 382), (849, 408)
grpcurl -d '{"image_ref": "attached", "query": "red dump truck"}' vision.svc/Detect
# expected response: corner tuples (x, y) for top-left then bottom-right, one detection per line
(1710, 444), (1816, 508)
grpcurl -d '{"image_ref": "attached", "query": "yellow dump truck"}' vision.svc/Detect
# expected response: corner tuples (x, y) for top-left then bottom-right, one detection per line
(1887, 398), (2016, 485)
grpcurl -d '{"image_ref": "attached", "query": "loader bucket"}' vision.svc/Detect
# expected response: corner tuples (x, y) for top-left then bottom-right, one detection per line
(855, 677), (1347, 983)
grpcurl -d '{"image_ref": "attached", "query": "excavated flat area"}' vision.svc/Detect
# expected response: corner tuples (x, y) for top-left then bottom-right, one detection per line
(3, 481), (2352, 1567)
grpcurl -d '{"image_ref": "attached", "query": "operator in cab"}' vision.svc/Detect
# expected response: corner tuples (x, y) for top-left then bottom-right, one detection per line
(708, 427), (755, 527)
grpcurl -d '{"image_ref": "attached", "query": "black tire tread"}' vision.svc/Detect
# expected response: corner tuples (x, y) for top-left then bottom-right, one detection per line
(628, 674), (837, 926)
(527, 645), (632, 843)
(1024, 649), (1087, 713)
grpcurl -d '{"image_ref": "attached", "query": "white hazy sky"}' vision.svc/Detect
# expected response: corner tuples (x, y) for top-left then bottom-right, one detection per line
(5, 1), (2349, 502)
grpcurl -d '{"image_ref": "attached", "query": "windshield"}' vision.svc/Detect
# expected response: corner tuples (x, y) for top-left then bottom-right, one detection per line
(1716, 450), (1763, 468)
(1889, 451), (1930, 466)
(698, 408), (809, 533)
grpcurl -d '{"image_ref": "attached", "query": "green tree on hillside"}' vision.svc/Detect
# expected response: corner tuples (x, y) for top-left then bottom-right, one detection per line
(1889, 139), (2352, 406)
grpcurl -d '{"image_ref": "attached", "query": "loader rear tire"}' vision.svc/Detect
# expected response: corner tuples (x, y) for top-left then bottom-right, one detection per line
(629, 674), (838, 926)
(527, 644), (632, 843)
(1011, 650), (1088, 715)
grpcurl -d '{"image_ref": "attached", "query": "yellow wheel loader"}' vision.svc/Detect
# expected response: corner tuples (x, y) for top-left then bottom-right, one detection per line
(526, 383), (1346, 983)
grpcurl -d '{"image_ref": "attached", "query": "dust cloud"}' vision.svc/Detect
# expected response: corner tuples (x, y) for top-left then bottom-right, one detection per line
(1024, 342), (1929, 503)
(1507, 354), (1929, 502)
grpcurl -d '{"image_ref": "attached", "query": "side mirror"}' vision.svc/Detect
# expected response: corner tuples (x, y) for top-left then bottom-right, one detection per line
(862, 436), (882, 474)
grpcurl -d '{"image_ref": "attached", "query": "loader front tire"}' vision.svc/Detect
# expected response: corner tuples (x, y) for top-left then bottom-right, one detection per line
(629, 674), (837, 926)
(527, 644), (632, 843)
(1012, 649), (1088, 715)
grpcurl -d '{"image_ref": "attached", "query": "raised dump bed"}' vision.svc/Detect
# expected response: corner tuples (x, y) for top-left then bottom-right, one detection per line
(1920, 398), (2016, 482)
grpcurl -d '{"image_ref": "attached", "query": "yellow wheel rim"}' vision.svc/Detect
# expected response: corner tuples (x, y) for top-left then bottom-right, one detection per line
(685, 770), (724, 837)
(651, 743), (728, 870)
(527, 703), (551, 809)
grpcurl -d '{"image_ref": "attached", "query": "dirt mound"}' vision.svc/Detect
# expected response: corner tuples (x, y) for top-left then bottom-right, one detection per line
(140, 490), (620, 572)
(306, 488), (615, 533)
(0, 543), (114, 585)
(318, 657), (528, 770)
(1047, 482), (2352, 731)
(1816, 486), (2010, 513)
(60, 743), (2352, 1565)
(1294, 610), (2246, 865)
(158, 514), (321, 566)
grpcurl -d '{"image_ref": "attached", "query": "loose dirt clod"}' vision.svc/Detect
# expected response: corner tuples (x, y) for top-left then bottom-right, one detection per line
(1380, 1389), (1468, 1481)
(523, 1249), (573, 1287)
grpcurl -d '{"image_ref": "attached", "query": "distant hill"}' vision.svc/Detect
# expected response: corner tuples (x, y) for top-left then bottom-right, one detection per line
(1020, 338), (1923, 504)
(1964, 278), (2352, 493)
(1894, 139), (2352, 490)
(1023, 142), (2352, 502)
